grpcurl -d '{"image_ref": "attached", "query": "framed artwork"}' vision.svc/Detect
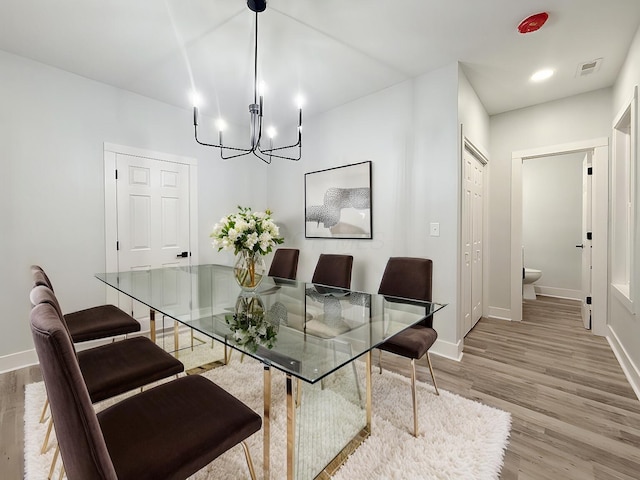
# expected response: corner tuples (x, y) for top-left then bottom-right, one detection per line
(304, 161), (372, 239)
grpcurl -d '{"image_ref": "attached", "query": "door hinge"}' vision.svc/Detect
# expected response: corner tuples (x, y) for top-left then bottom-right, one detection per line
(586, 231), (592, 240)
(116, 241), (119, 251)
(587, 167), (593, 175)
(586, 296), (592, 305)
(115, 169), (118, 180)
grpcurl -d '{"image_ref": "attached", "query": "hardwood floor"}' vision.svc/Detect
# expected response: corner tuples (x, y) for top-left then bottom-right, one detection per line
(383, 296), (640, 480)
(2, 296), (639, 479)
(0, 364), (41, 479)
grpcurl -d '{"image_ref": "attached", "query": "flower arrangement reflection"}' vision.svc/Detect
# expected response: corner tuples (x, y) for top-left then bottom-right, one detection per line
(225, 294), (278, 353)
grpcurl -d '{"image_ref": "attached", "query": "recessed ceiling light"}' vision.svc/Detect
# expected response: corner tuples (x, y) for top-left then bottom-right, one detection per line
(531, 69), (554, 82)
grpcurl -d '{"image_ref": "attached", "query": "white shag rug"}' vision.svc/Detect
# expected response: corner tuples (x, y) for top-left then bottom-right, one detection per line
(25, 358), (510, 480)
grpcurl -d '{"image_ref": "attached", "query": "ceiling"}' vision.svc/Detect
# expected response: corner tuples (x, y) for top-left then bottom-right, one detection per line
(1, 0), (639, 130)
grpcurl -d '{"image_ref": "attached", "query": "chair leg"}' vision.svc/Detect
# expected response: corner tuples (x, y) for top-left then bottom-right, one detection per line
(411, 358), (418, 437)
(58, 464), (65, 480)
(42, 417), (54, 453)
(240, 440), (257, 480)
(48, 444), (59, 480)
(426, 352), (439, 395)
(39, 397), (49, 423)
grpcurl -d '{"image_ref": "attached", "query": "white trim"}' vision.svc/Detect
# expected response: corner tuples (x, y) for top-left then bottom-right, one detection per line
(535, 286), (582, 301)
(512, 138), (609, 160)
(611, 283), (635, 314)
(511, 138), (609, 332)
(104, 143), (197, 166)
(607, 325), (640, 401)
(487, 307), (512, 321)
(0, 349), (38, 374)
(0, 335), (145, 374)
(431, 338), (463, 361)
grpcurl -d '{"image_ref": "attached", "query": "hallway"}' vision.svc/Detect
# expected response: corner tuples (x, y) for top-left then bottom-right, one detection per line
(419, 296), (640, 479)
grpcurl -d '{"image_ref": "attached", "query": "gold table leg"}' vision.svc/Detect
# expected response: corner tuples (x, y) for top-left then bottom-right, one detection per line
(366, 351), (372, 430)
(149, 309), (156, 343)
(263, 366), (271, 480)
(174, 320), (179, 354)
(286, 374), (295, 480)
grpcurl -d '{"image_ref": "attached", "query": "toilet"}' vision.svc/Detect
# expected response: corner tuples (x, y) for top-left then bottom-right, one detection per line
(522, 268), (542, 300)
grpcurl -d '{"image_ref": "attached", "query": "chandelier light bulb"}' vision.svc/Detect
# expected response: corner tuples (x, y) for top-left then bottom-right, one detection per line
(259, 81), (268, 96)
(295, 94), (305, 109)
(216, 118), (227, 132)
(267, 126), (277, 138)
(190, 91), (203, 108)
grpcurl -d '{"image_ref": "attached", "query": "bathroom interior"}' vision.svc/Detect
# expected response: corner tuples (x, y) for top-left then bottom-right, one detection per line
(522, 152), (584, 302)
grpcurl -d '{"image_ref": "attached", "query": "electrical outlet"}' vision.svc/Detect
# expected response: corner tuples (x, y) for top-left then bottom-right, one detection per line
(430, 222), (440, 237)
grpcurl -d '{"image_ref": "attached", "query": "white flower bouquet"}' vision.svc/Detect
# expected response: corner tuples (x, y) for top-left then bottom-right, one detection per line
(210, 206), (284, 256)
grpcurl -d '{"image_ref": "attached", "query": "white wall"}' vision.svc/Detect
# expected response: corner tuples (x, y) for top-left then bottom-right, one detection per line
(610, 25), (640, 396)
(488, 88), (612, 313)
(522, 153), (583, 294)
(0, 49), (259, 369)
(267, 64), (465, 358)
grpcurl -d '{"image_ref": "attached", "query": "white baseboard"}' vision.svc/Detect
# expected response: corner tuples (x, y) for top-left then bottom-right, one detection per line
(0, 349), (39, 374)
(487, 306), (512, 321)
(607, 325), (640, 401)
(431, 338), (463, 361)
(535, 286), (582, 301)
(0, 333), (148, 374)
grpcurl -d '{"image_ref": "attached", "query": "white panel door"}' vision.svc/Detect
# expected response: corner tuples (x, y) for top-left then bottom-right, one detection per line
(462, 148), (485, 336)
(117, 154), (190, 270)
(462, 154), (473, 335)
(471, 157), (484, 327)
(116, 154), (192, 320)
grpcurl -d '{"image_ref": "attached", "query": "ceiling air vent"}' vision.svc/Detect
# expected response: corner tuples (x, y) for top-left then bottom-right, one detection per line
(576, 58), (602, 77)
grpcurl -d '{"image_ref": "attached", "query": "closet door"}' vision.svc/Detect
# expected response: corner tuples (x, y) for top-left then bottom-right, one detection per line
(462, 146), (486, 336)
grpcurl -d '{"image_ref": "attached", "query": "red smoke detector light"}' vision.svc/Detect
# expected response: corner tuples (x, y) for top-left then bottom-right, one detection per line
(517, 12), (549, 34)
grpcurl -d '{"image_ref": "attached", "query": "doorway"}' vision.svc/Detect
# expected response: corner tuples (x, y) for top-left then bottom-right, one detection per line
(510, 138), (608, 335)
(103, 143), (199, 329)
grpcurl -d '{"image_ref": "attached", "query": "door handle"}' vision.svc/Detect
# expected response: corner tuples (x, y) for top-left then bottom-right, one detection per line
(575, 244), (584, 249)
(176, 251), (189, 258)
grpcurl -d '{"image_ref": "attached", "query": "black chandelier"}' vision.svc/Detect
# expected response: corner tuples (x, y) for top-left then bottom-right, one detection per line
(193, 0), (302, 164)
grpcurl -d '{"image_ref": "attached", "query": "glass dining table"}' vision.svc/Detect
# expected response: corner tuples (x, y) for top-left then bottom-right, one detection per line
(96, 264), (445, 480)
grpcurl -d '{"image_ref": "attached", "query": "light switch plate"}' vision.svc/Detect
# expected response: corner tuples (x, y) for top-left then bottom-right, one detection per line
(430, 222), (440, 237)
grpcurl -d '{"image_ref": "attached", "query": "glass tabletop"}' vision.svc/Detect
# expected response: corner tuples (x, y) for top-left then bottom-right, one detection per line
(96, 264), (445, 383)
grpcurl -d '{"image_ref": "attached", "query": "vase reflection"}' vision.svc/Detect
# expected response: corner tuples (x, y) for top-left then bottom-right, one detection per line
(225, 293), (280, 352)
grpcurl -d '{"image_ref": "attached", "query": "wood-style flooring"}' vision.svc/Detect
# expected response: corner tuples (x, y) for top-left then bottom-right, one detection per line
(2, 296), (639, 479)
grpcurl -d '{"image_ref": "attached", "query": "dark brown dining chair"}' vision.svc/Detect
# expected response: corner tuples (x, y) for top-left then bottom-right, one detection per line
(30, 300), (262, 480)
(311, 253), (353, 289)
(30, 285), (184, 473)
(268, 248), (300, 280)
(31, 265), (140, 342)
(376, 257), (439, 437)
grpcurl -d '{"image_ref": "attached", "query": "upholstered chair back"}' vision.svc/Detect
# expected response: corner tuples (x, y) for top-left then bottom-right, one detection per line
(30, 285), (75, 354)
(268, 248), (300, 280)
(378, 257), (433, 326)
(311, 254), (353, 289)
(30, 302), (118, 479)
(31, 265), (55, 291)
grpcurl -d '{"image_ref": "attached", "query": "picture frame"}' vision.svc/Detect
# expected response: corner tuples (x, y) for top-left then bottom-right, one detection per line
(304, 161), (372, 239)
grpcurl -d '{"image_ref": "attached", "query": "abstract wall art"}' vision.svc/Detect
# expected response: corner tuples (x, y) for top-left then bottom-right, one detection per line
(304, 161), (372, 239)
